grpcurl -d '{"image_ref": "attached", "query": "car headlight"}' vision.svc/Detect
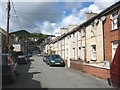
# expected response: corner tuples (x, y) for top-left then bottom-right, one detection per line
(51, 60), (55, 62)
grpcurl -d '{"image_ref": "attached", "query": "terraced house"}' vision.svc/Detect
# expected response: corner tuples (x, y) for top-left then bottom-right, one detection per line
(44, 1), (120, 80)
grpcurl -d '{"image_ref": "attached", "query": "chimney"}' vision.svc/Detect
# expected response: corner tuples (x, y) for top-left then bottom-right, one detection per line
(60, 27), (68, 35)
(85, 12), (97, 21)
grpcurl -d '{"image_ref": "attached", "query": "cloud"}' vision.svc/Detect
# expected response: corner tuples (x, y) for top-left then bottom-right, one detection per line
(0, 1), (118, 35)
(94, 0), (118, 10)
(61, 14), (83, 28)
(40, 21), (57, 34)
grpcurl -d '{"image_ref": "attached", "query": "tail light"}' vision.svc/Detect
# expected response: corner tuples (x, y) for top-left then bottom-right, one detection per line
(7, 55), (11, 65)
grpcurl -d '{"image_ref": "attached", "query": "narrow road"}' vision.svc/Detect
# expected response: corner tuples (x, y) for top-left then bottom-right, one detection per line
(3, 54), (112, 88)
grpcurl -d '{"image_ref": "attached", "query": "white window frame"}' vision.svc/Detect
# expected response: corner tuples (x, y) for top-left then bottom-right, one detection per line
(112, 42), (119, 59)
(79, 47), (81, 60)
(91, 45), (96, 60)
(73, 48), (75, 59)
(110, 11), (119, 30)
(82, 29), (85, 37)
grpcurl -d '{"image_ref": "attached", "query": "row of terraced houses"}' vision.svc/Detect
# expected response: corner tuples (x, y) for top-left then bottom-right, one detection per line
(43, 1), (120, 80)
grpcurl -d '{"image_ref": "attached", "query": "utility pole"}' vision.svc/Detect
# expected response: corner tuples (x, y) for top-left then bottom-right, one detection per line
(6, 0), (10, 53)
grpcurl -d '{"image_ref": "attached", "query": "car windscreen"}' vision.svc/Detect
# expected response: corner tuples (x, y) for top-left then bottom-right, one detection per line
(51, 55), (62, 60)
(17, 51), (24, 55)
(51, 55), (61, 58)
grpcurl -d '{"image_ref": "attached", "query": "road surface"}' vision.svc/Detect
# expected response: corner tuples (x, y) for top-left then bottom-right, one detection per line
(3, 54), (112, 88)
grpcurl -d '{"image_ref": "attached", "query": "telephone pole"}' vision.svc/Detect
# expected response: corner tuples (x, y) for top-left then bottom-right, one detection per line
(6, 0), (10, 53)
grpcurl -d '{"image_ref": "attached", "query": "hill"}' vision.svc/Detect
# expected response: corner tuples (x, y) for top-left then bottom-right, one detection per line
(10, 30), (55, 43)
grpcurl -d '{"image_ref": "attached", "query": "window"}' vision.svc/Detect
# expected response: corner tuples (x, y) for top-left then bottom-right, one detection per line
(82, 29), (85, 37)
(112, 42), (119, 59)
(91, 24), (95, 37)
(67, 36), (69, 39)
(79, 47), (81, 60)
(66, 49), (68, 58)
(91, 45), (96, 60)
(73, 48), (75, 59)
(73, 33), (75, 38)
(91, 29), (95, 37)
(110, 11), (120, 30)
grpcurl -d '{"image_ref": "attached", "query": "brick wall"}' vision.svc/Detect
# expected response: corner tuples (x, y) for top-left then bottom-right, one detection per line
(70, 61), (110, 80)
(103, 9), (120, 63)
(70, 61), (85, 72)
(84, 65), (110, 80)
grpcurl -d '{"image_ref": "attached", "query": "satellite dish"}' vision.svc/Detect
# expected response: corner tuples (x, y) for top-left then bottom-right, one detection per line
(94, 19), (99, 24)
(101, 16), (106, 21)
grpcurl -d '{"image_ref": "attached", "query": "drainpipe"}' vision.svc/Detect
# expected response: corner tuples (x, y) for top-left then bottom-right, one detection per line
(84, 27), (87, 63)
(102, 20), (105, 61)
(64, 38), (65, 60)
(77, 30), (78, 60)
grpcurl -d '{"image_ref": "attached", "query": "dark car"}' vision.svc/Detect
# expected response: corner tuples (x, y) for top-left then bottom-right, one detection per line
(43, 55), (48, 62)
(107, 43), (120, 88)
(45, 56), (50, 65)
(48, 54), (65, 66)
(25, 52), (32, 62)
(16, 51), (27, 64)
(1, 53), (18, 84)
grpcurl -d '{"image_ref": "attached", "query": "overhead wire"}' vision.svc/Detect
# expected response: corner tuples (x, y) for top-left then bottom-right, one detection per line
(17, 11), (39, 28)
(1, 10), (6, 23)
(11, 0), (22, 29)
(15, 10), (64, 16)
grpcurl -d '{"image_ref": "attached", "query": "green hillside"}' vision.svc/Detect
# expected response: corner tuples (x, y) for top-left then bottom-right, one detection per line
(10, 30), (54, 43)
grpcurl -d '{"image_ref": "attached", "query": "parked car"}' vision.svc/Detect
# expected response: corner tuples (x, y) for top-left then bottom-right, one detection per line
(28, 52), (32, 57)
(16, 51), (27, 64)
(38, 52), (43, 56)
(47, 54), (65, 66)
(43, 55), (47, 62)
(45, 56), (50, 65)
(1, 53), (19, 84)
(38, 52), (41, 56)
(107, 43), (120, 88)
(25, 52), (32, 62)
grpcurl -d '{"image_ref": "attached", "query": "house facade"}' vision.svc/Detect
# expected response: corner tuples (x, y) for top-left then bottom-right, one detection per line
(103, 6), (120, 63)
(85, 20), (104, 63)
(0, 27), (13, 53)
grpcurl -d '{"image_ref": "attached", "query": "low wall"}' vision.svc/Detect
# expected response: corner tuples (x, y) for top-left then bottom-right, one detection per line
(70, 60), (110, 80)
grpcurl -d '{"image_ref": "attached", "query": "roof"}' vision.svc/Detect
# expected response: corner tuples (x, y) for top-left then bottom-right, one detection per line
(0, 27), (7, 36)
(49, 1), (120, 44)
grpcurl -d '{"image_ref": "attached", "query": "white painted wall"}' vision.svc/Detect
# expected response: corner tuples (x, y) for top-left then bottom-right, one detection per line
(13, 44), (21, 51)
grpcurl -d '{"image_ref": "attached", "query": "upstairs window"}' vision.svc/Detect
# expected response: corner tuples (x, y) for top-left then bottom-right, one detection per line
(82, 29), (85, 37)
(110, 11), (120, 30)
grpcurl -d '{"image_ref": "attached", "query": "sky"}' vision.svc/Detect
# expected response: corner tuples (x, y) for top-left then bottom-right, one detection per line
(0, 0), (119, 35)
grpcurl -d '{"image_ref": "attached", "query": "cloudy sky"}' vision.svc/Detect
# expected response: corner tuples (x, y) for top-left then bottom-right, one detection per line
(0, 0), (118, 35)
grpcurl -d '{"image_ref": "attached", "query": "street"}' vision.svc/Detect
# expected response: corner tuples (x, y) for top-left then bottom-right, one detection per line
(3, 54), (112, 88)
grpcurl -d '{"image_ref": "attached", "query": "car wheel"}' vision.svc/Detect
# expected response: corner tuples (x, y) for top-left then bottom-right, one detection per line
(49, 63), (51, 66)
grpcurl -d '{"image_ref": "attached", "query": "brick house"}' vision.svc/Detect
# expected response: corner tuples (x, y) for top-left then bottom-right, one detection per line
(103, 4), (120, 63)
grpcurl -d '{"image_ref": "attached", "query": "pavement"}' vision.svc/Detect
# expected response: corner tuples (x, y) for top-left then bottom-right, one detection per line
(3, 54), (112, 88)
